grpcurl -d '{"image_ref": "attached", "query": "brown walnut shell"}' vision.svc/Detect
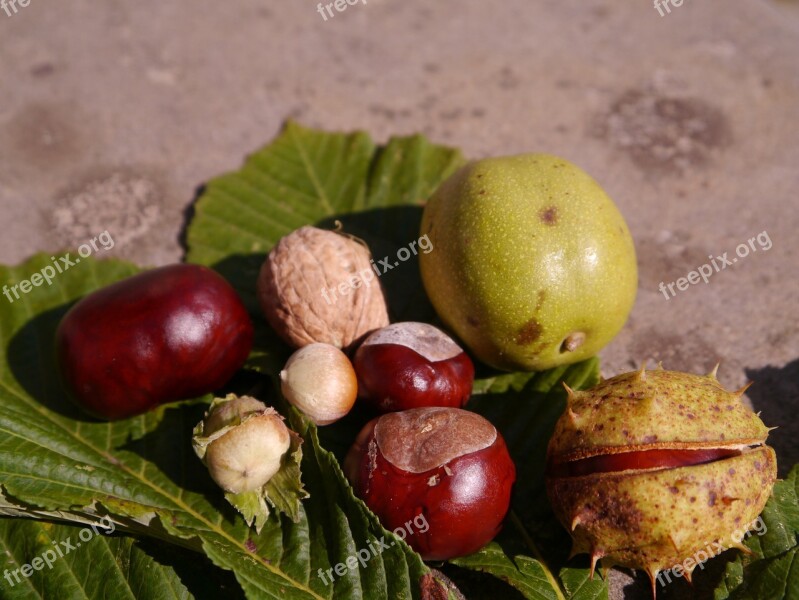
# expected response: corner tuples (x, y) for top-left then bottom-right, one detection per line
(257, 226), (390, 350)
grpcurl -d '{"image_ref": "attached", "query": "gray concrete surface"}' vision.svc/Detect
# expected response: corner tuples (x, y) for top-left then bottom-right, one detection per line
(1, 1), (797, 598)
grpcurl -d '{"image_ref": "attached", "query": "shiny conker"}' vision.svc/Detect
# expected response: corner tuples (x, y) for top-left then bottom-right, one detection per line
(344, 407), (515, 560)
(56, 264), (253, 420)
(353, 322), (474, 413)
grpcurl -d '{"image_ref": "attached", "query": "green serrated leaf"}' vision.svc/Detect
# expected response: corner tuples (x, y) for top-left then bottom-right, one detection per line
(714, 465), (799, 600)
(0, 517), (226, 600)
(451, 542), (562, 600)
(558, 567), (608, 600)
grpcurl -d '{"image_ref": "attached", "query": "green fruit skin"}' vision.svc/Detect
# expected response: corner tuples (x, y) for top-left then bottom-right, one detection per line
(546, 368), (778, 579)
(419, 154), (637, 372)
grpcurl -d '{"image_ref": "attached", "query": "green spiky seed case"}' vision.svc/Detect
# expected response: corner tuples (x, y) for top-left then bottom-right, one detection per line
(545, 367), (777, 592)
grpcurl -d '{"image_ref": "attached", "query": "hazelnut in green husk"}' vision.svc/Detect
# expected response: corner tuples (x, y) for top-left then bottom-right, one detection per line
(193, 394), (308, 532)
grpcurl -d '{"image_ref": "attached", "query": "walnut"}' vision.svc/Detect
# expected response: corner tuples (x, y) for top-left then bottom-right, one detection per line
(257, 226), (390, 350)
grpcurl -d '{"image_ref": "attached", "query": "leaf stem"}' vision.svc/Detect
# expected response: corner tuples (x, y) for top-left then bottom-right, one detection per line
(509, 510), (566, 600)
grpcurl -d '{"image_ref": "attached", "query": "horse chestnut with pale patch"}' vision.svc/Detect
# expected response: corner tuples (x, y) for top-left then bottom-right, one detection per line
(56, 264), (253, 420)
(344, 407), (515, 560)
(353, 322), (474, 413)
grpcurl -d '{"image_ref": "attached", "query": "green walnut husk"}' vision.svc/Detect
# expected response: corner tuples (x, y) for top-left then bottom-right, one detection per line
(545, 366), (777, 594)
(418, 154), (637, 371)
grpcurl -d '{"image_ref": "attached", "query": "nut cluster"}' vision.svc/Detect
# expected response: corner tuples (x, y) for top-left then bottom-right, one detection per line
(259, 227), (510, 561)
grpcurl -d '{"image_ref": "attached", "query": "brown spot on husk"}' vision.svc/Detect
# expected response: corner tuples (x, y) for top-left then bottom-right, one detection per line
(516, 318), (543, 345)
(539, 206), (559, 225)
(551, 478), (644, 534)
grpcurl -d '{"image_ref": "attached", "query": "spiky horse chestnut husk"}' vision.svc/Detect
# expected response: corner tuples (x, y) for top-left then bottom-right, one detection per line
(545, 366), (777, 595)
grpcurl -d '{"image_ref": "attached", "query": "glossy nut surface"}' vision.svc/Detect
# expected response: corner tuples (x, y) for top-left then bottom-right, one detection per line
(344, 407), (515, 560)
(353, 322), (474, 413)
(56, 264), (253, 419)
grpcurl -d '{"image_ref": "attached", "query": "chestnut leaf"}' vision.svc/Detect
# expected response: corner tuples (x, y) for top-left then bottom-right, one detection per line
(0, 518), (228, 599)
(450, 542), (565, 600)
(713, 464), (799, 600)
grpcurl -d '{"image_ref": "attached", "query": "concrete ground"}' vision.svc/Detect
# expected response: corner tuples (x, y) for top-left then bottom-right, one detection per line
(1, 1), (797, 598)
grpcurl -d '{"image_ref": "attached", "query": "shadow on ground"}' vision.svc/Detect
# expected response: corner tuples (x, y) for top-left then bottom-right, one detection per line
(746, 358), (799, 477)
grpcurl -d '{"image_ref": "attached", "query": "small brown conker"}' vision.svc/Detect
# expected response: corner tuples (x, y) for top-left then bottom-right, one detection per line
(353, 322), (474, 413)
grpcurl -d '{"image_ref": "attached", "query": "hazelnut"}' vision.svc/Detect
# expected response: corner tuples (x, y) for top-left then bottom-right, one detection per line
(257, 226), (389, 350)
(192, 394), (309, 532)
(280, 343), (357, 425)
(194, 395), (291, 494)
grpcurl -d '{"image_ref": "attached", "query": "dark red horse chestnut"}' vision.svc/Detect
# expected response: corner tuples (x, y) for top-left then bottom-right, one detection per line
(344, 407), (515, 560)
(353, 322), (474, 413)
(56, 264), (253, 420)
